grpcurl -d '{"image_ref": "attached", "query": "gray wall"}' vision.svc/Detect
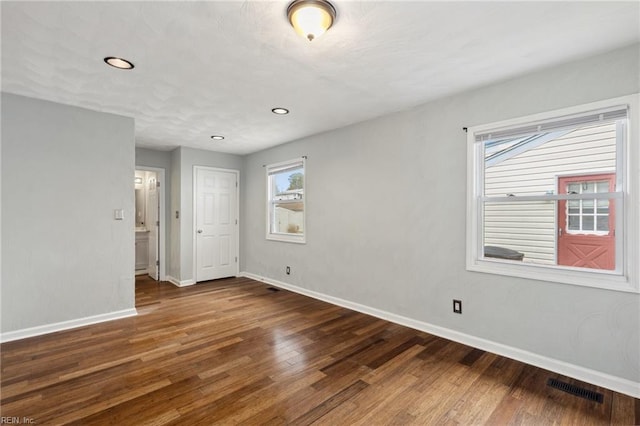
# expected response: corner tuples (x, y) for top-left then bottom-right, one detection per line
(169, 148), (181, 280)
(135, 147), (172, 278)
(178, 147), (243, 283)
(241, 45), (640, 383)
(1, 93), (135, 333)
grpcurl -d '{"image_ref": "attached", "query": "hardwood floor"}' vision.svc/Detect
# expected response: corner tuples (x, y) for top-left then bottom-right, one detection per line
(1, 275), (638, 425)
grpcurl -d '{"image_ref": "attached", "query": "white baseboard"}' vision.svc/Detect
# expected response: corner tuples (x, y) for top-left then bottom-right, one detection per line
(166, 275), (195, 287)
(240, 271), (639, 398)
(0, 308), (138, 343)
(135, 269), (148, 276)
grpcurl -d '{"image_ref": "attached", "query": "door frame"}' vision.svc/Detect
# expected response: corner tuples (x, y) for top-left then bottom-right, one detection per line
(192, 166), (240, 282)
(135, 166), (166, 281)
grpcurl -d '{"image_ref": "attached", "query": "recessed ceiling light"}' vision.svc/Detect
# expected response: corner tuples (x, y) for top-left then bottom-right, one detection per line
(210, 135), (225, 140)
(104, 56), (134, 70)
(272, 108), (290, 115)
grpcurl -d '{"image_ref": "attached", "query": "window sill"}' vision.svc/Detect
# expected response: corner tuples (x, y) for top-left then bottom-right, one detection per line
(466, 258), (638, 293)
(267, 233), (306, 244)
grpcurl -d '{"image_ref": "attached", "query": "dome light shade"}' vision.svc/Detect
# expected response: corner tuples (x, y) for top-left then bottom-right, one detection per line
(287, 0), (336, 41)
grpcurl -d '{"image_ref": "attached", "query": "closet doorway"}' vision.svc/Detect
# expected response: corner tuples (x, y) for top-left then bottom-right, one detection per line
(193, 166), (239, 282)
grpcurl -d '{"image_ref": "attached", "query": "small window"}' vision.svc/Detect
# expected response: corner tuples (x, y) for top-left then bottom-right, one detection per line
(266, 158), (305, 243)
(563, 176), (613, 236)
(467, 95), (638, 292)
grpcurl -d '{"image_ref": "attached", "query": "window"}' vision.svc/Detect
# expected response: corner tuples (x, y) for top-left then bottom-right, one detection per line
(563, 176), (613, 235)
(266, 158), (305, 243)
(467, 95), (639, 292)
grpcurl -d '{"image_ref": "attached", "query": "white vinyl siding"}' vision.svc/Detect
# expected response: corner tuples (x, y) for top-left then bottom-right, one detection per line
(484, 123), (616, 264)
(484, 202), (556, 263)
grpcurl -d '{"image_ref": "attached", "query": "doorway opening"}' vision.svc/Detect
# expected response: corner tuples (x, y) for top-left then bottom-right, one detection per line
(135, 168), (166, 280)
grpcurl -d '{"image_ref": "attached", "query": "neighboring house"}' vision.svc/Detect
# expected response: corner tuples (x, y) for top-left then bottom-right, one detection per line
(483, 122), (617, 267)
(274, 189), (304, 234)
(274, 188), (304, 201)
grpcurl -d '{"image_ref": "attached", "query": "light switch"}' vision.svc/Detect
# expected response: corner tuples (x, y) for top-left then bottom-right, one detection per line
(114, 209), (124, 220)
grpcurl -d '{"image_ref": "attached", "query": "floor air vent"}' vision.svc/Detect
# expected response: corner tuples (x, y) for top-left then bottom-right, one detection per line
(266, 287), (281, 292)
(546, 378), (603, 403)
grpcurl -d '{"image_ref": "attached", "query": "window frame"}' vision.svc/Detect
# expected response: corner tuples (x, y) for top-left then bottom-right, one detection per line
(266, 157), (306, 244)
(466, 95), (639, 293)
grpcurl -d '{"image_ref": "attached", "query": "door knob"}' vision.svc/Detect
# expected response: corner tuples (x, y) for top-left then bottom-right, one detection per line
(197, 229), (203, 234)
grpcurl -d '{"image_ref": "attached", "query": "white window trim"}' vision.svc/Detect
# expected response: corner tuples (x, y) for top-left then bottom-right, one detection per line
(266, 157), (306, 244)
(466, 94), (639, 293)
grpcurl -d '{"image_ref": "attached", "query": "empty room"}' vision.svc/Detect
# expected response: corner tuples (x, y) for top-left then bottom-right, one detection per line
(1, 1), (639, 424)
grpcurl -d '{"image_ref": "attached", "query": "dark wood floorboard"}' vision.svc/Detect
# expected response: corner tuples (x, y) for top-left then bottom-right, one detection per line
(1, 275), (637, 425)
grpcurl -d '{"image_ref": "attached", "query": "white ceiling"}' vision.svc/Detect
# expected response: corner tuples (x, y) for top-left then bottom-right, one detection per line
(2, 1), (638, 155)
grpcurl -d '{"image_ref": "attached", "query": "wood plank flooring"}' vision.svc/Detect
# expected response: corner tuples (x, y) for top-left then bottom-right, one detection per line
(1, 275), (638, 425)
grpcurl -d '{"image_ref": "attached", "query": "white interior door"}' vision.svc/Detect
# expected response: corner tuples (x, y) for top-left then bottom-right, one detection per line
(195, 168), (238, 282)
(146, 172), (159, 280)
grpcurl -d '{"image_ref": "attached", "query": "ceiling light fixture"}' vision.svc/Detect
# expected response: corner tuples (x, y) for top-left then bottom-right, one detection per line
(210, 135), (225, 140)
(287, 0), (336, 42)
(272, 107), (290, 115)
(104, 56), (134, 70)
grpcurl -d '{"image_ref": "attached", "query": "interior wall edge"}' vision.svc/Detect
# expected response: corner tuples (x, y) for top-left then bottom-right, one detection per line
(165, 275), (195, 287)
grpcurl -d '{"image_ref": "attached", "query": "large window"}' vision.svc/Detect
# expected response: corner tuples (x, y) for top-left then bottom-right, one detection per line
(467, 95), (638, 292)
(266, 158), (305, 243)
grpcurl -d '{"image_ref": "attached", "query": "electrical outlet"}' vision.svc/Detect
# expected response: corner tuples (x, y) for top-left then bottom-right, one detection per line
(453, 299), (462, 314)
(286, 266), (291, 275)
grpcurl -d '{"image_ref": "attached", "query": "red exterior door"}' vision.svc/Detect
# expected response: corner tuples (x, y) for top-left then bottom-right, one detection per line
(557, 173), (615, 270)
